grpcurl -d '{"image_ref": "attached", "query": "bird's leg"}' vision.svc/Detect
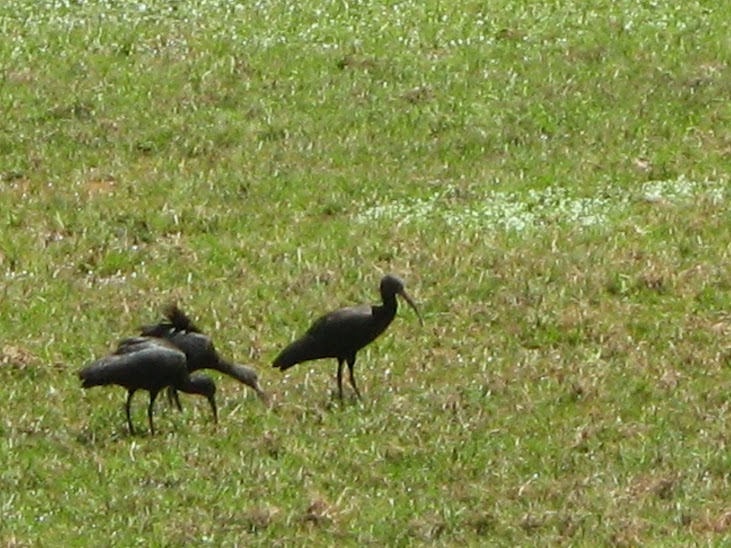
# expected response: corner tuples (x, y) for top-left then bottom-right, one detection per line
(148, 390), (160, 435)
(207, 395), (218, 425)
(337, 358), (345, 401)
(125, 390), (136, 435)
(167, 386), (183, 412)
(346, 356), (362, 401)
(172, 389), (182, 412)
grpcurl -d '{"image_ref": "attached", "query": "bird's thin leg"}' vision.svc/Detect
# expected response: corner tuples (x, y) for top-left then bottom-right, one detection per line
(337, 358), (345, 401)
(172, 389), (182, 412)
(347, 356), (362, 401)
(167, 386), (182, 412)
(148, 390), (160, 435)
(125, 390), (136, 435)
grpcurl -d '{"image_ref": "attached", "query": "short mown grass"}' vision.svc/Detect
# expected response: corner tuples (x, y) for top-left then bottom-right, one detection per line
(1, 0), (730, 544)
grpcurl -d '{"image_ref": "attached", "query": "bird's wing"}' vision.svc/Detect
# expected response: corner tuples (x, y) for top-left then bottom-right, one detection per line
(305, 304), (375, 341)
(79, 345), (186, 388)
(115, 337), (178, 355)
(273, 305), (376, 369)
(167, 331), (218, 372)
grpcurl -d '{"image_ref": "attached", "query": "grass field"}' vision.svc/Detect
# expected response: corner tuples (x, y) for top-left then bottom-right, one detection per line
(1, 0), (730, 544)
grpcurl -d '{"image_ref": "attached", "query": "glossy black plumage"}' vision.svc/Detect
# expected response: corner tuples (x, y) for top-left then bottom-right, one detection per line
(79, 337), (217, 435)
(140, 304), (268, 405)
(273, 274), (423, 400)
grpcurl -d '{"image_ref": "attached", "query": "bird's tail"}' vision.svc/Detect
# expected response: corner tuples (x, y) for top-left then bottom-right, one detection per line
(162, 303), (202, 333)
(140, 303), (203, 337)
(273, 337), (319, 371)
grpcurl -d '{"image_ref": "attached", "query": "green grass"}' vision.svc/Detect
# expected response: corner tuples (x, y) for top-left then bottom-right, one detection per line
(1, 0), (730, 544)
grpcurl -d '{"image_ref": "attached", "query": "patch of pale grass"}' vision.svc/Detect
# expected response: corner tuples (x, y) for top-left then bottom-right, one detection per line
(356, 176), (728, 232)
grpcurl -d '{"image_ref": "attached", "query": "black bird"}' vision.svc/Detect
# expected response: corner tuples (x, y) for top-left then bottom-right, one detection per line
(140, 304), (269, 406)
(79, 337), (217, 435)
(273, 274), (423, 400)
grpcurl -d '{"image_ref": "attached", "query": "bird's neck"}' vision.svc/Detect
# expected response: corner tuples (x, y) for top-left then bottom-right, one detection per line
(215, 358), (236, 376)
(375, 294), (398, 324)
(382, 291), (398, 311)
(216, 359), (259, 388)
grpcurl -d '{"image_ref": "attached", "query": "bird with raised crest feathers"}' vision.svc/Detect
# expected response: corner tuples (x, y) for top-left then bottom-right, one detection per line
(140, 304), (269, 406)
(79, 337), (217, 435)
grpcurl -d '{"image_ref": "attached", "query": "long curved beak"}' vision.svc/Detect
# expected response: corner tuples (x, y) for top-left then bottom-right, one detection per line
(399, 290), (424, 326)
(253, 382), (271, 407)
(220, 360), (271, 406)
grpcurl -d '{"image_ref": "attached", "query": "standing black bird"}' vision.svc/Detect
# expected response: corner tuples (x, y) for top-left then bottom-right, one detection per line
(273, 274), (423, 400)
(79, 337), (217, 435)
(140, 304), (269, 406)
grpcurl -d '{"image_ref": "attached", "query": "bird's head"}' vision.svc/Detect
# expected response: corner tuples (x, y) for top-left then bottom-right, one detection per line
(381, 274), (424, 326)
(189, 374), (218, 424)
(217, 359), (271, 406)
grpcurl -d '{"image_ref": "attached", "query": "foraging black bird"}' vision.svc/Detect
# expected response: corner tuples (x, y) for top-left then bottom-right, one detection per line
(273, 274), (423, 400)
(140, 304), (269, 405)
(79, 337), (217, 435)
